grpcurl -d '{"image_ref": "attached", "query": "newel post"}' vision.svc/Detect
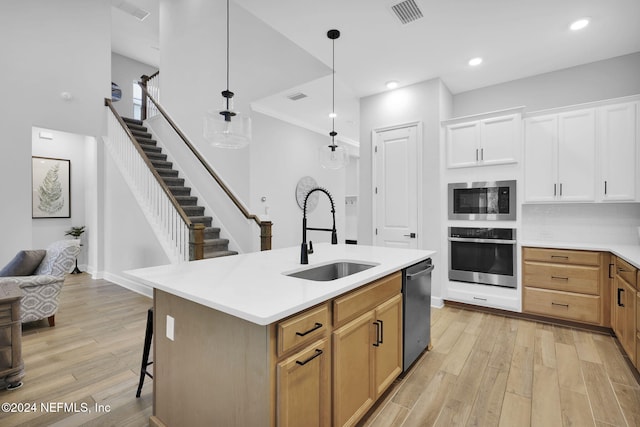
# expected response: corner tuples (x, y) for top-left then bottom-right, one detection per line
(260, 221), (272, 251)
(140, 74), (150, 121)
(189, 223), (205, 260)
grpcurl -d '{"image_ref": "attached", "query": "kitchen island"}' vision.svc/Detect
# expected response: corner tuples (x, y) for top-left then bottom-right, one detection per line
(125, 243), (435, 427)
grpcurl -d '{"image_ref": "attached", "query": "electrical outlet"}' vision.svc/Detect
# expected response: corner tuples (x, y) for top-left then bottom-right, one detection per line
(166, 315), (174, 341)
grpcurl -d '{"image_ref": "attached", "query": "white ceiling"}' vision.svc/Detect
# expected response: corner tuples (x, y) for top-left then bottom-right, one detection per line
(111, 0), (640, 145)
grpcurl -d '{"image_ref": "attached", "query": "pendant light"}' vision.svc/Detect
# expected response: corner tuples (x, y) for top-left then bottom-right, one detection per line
(203, 0), (251, 149)
(319, 29), (349, 169)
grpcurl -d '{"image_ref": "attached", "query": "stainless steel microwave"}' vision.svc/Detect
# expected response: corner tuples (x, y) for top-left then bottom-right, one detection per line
(448, 180), (516, 221)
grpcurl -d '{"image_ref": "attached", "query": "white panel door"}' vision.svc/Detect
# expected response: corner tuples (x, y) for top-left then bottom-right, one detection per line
(558, 109), (596, 202)
(374, 126), (418, 249)
(524, 115), (558, 202)
(599, 102), (637, 201)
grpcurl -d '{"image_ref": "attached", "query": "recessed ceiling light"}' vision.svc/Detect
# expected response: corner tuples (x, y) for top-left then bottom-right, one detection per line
(570, 18), (590, 31)
(386, 81), (399, 89)
(468, 57), (483, 66)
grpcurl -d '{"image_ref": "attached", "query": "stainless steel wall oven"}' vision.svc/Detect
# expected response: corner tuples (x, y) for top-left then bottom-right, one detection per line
(448, 180), (516, 221)
(448, 227), (517, 288)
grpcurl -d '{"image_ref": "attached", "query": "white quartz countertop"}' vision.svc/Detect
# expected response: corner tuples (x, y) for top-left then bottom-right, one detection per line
(521, 240), (640, 269)
(124, 243), (435, 325)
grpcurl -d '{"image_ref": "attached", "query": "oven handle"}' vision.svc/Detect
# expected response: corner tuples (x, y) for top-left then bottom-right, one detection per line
(448, 237), (517, 244)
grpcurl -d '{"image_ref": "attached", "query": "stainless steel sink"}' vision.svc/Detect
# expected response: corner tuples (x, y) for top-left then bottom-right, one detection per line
(285, 261), (378, 281)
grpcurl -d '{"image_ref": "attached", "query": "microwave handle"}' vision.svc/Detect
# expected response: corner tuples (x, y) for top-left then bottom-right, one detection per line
(448, 237), (517, 245)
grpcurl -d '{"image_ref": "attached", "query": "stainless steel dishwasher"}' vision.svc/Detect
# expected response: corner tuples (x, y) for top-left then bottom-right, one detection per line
(402, 258), (433, 372)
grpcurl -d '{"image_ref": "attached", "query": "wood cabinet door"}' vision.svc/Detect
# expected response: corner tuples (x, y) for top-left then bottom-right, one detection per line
(599, 102), (637, 201)
(557, 109), (597, 201)
(333, 311), (376, 427)
(277, 338), (331, 427)
(373, 294), (403, 397)
(613, 276), (637, 360)
(524, 115), (558, 202)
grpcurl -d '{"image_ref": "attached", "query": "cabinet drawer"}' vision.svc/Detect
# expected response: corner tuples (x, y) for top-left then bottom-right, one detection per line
(277, 303), (330, 357)
(523, 247), (601, 266)
(333, 272), (401, 327)
(523, 261), (600, 295)
(523, 287), (600, 324)
(615, 257), (637, 289)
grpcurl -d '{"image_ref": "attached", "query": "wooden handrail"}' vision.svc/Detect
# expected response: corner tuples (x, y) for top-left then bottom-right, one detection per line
(105, 98), (193, 226)
(137, 82), (273, 250)
(105, 98), (206, 259)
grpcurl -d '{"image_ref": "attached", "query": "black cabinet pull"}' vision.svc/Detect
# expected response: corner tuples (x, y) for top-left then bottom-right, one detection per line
(617, 288), (624, 307)
(551, 302), (569, 308)
(296, 322), (323, 337)
(608, 263), (614, 279)
(295, 349), (323, 366)
(372, 322), (381, 347)
(551, 276), (569, 281)
(372, 320), (384, 347)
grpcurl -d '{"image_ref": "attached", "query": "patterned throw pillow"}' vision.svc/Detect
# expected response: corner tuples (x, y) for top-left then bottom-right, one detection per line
(0, 250), (47, 277)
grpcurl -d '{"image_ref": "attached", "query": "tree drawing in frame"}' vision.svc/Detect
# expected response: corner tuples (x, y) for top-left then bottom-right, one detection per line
(32, 157), (71, 218)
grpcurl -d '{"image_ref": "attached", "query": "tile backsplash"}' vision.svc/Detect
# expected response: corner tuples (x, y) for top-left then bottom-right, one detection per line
(522, 203), (640, 245)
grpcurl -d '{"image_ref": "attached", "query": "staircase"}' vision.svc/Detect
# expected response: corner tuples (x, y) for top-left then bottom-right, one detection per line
(122, 117), (238, 259)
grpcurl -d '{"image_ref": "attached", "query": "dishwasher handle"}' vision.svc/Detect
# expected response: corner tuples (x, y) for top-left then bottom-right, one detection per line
(406, 264), (434, 280)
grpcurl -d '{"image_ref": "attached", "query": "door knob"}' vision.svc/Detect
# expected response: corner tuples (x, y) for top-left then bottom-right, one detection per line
(404, 233), (416, 238)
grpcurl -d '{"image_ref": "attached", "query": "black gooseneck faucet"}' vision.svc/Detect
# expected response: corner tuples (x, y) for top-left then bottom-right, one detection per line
(301, 187), (338, 264)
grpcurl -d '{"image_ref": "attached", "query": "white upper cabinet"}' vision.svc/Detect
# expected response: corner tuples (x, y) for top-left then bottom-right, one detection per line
(599, 102), (638, 201)
(524, 115), (558, 202)
(446, 113), (520, 168)
(524, 100), (638, 203)
(525, 109), (596, 202)
(557, 109), (597, 201)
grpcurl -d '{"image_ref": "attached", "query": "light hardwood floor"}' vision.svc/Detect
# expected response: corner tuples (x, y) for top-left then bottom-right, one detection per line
(360, 305), (640, 427)
(1, 274), (638, 426)
(0, 273), (153, 427)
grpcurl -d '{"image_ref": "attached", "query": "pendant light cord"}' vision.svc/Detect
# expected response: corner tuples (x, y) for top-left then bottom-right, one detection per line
(331, 36), (335, 143)
(226, 0), (230, 93)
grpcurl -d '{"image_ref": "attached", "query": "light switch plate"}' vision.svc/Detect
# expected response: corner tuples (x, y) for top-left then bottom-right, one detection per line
(166, 315), (174, 341)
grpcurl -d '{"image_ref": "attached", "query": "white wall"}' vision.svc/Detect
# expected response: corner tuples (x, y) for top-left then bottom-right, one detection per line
(31, 128), (87, 266)
(0, 0), (110, 264)
(249, 113), (346, 250)
(111, 53), (158, 119)
(102, 146), (170, 290)
(158, 0), (330, 230)
(359, 78), (452, 304)
(453, 52), (640, 117)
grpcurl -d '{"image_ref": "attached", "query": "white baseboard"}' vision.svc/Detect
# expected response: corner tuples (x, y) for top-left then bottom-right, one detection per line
(431, 296), (444, 309)
(101, 271), (153, 299)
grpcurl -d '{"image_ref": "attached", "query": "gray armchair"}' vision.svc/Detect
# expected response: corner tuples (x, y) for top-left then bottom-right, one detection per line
(0, 239), (80, 326)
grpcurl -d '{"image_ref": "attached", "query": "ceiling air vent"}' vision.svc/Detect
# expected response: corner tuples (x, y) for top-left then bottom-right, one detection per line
(286, 92), (308, 101)
(114, 1), (150, 21)
(390, 0), (423, 25)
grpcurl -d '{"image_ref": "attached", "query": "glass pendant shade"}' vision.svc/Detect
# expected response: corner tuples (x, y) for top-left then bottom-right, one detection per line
(319, 144), (349, 169)
(204, 94), (251, 149)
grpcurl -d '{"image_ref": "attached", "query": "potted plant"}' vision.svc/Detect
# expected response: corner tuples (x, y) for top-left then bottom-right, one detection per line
(65, 226), (85, 239)
(65, 226), (85, 274)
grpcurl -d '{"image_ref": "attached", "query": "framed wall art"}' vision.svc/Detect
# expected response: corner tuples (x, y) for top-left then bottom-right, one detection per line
(32, 156), (71, 218)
